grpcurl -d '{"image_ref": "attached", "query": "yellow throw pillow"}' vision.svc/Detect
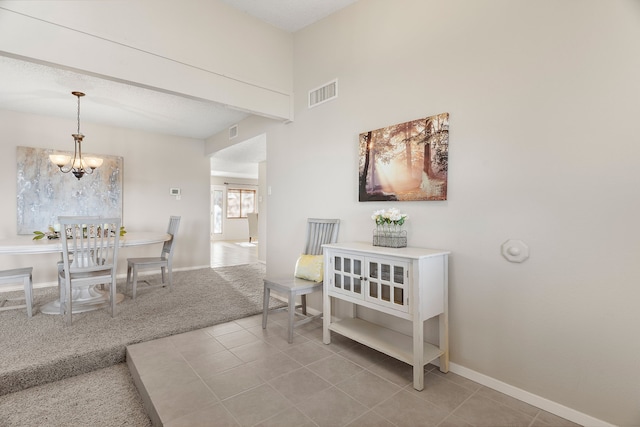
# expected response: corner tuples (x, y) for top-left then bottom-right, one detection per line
(294, 254), (324, 282)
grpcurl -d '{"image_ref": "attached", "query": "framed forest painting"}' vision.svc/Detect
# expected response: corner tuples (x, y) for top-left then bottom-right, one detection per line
(359, 112), (449, 202)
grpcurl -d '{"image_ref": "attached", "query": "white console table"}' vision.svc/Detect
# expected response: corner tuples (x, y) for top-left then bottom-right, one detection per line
(322, 242), (449, 391)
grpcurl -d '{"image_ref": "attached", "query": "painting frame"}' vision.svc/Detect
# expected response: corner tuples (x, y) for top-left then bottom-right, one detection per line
(358, 112), (449, 202)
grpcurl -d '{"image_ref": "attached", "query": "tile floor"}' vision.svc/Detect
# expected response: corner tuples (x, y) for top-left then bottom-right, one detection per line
(127, 312), (581, 427)
(211, 240), (259, 268)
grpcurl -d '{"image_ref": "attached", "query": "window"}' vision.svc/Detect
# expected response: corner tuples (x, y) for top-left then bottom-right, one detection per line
(227, 189), (256, 218)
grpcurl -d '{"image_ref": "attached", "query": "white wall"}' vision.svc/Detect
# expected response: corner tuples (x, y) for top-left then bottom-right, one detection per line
(265, 1), (640, 425)
(0, 0), (293, 120)
(0, 109), (211, 284)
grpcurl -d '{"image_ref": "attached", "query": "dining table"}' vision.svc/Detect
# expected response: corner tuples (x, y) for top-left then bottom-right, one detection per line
(0, 231), (170, 314)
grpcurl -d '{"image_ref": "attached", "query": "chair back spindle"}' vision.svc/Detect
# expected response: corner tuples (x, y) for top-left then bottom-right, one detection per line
(303, 218), (340, 255)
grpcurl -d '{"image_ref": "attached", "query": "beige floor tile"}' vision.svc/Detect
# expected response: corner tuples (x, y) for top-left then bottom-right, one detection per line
(452, 394), (534, 426)
(127, 336), (175, 358)
(154, 379), (218, 424)
(532, 410), (582, 426)
(229, 339), (281, 363)
(169, 329), (214, 347)
(296, 323), (325, 342)
(283, 340), (334, 365)
(233, 313), (263, 328)
(246, 352), (303, 381)
(307, 353), (363, 384)
(221, 383), (292, 427)
(255, 407), (317, 427)
(336, 370), (402, 408)
(345, 410), (396, 427)
(268, 366), (333, 404)
(431, 369), (482, 392)
(406, 371), (475, 411)
(141, 360), (202, 397)
(438, 414), (475, 427)
(176, 336), (227, 362)
(476, 386), (540, 417)
(374, 389), (449, 426)
(202, 321), (244, 337)
(210, 241), (258, 269)
(187, 349), (245, 377)
(215, 328), (262, 349)
(367, 356), (414, 387)
(297, 386), (369, 427)
(318, 332), (360, 353)
(246, 323), (310, 348)
(337, 342), (390, 368)
(202, 364), (264, 400)
(128, 347), (185, 376)
(164, 402), (240, 427)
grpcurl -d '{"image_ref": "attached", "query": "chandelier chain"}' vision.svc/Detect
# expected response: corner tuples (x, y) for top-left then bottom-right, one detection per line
(77, 94), (81, 135)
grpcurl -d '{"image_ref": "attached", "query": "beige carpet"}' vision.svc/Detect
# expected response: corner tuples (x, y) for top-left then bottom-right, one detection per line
(0, 263), (284, 396)
(0, 364), (151, 427)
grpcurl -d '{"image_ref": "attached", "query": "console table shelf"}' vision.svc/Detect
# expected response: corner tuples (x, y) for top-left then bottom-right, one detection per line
(329, 317), (444, 366)
(322, 242), (450, 391)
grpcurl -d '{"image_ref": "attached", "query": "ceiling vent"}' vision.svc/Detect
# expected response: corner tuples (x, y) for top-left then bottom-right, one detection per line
(229, 124), (238, 139)
(308, 79), (338, 108)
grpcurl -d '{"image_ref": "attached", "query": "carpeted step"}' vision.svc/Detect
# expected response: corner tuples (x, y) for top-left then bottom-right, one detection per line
(0, 265), (285, 396)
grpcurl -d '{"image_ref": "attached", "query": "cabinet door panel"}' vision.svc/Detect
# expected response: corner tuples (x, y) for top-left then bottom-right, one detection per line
(364, 256), (409, 313)
(330, 253), (365, 299)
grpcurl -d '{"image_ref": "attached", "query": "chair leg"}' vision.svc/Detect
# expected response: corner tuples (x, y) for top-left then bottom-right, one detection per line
(287, 292), (295, 344)
(301, 294), (307, 315)
(59, 275), (65, 316)
(65, 279), (72, 326)
(126, 264), (132, 295)
(24, 274), (33, 318)
(262, 285), (270, 329)
(132, 266), (138, 300)
(167, 262), (173, 292)
(110, 277), (116, 318)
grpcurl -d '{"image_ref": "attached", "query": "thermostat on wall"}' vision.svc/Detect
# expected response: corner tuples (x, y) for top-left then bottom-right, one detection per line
(170, 188), (181, 196)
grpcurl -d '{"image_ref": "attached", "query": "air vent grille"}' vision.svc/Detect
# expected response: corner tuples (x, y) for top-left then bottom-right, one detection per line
(229, 124), (238, 139)
(308, 79), (338, 108)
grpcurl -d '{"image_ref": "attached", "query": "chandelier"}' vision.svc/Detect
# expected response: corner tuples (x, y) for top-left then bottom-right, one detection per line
(49, 91), (103, 180)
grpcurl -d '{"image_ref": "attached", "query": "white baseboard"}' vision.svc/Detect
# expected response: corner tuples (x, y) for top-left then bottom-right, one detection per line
(448, 362), (615, 427)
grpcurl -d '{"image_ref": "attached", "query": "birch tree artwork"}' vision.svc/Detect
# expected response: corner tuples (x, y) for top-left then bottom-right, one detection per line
(359, 112), (449, 202)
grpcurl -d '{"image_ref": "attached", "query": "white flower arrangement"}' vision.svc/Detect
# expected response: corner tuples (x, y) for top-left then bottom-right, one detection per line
(371, 208), (408, 227)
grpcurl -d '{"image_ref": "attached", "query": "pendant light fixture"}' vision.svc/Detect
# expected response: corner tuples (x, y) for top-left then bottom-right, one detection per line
(49, 91), (103, 180)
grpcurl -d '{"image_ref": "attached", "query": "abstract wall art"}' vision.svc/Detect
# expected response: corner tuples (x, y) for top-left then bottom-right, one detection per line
(16, 146), (123, 234)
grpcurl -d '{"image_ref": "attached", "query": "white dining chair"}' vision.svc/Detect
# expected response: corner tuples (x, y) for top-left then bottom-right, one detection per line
(125, 216), (181, 299)
(0, 267), (34, 317)
(57, 216), (121, 326)
(262, 218), (340, 343)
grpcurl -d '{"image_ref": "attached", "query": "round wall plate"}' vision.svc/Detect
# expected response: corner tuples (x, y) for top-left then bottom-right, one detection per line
(501, 239), (529, 263)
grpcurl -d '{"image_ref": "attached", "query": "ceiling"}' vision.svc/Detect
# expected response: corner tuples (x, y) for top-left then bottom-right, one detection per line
(0, 0), (357, 178)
